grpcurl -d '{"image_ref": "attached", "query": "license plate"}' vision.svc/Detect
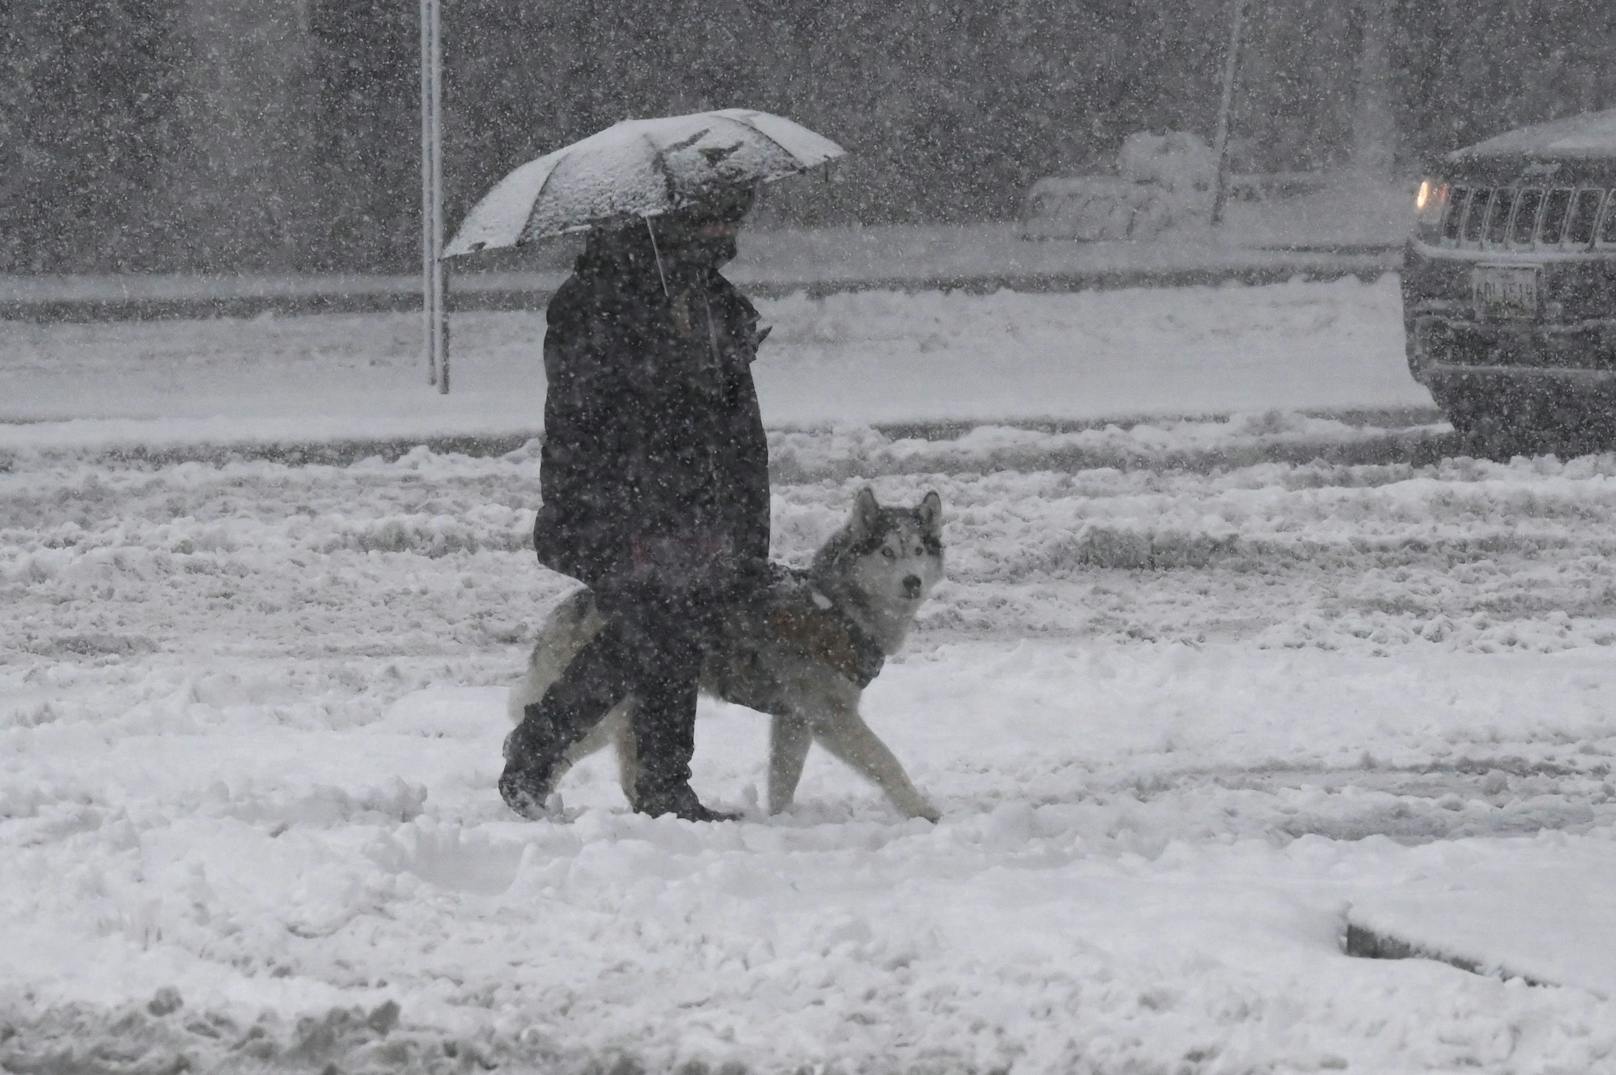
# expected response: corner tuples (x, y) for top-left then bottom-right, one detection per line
(1472, 265), (1539, 319)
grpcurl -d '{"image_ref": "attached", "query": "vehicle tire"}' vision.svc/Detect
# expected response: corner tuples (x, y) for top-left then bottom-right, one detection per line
(1428, 383), (1484, 436)
(1544, 397), (1616, 454)
(1435, 386), (1546, 458)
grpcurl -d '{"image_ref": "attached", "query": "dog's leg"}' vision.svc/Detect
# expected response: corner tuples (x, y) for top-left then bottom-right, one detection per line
(605, 705), (639, 809)
(767, 714), (814, 815)
(812, 705), (940, 822)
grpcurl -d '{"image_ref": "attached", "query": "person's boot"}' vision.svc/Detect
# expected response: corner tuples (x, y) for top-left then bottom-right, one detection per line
(628, 656), (736, 821)
(498, 709), (571, 820)
(634, 780), (740, 823)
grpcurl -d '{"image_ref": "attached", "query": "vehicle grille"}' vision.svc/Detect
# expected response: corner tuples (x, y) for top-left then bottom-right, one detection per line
(1437, 184), (1614, 250)
(1510, 188), (1543, 245)
(1541, 188), (1572, 244)
(1441, 186), (1468, 242)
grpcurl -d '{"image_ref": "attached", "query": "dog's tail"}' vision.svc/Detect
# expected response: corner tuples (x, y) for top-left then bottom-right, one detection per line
(508, 588), (602, 725)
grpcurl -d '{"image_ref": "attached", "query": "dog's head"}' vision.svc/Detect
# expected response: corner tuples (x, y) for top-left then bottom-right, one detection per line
(823, 487), (944, 607)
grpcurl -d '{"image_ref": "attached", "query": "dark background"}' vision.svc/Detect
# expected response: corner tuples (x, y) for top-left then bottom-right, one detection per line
(2, 0), (1613, 273)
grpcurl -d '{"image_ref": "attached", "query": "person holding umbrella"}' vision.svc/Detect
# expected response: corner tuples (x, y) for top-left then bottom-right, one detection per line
(445, 111), (844, 821)
(505, 187), (766, 821)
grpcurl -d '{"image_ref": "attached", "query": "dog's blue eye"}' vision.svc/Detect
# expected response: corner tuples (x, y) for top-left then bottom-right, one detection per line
(881, 547), (896, 559)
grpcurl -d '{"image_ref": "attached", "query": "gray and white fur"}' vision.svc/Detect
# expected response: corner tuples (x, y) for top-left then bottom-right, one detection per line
(506, 487), (945, 820)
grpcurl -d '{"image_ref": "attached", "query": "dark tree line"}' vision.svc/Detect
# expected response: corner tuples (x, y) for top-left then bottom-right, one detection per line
(2, 0), (1613, 273)
(1, 0), (191, 272)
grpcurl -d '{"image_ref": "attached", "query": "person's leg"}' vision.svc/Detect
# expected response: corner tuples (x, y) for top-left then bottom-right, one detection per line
(499, 586), (646, 819)
(627, 626), (708, 818)
(626, 584), (739, 821)
(503, 577), (748, 822)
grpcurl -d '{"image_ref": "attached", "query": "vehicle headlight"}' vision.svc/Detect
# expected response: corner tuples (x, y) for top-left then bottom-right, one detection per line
(1415, 178), (1449, 234)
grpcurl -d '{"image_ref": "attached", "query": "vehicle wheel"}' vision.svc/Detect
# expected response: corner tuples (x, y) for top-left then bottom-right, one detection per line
(1435, 395), (1477, 436)
(1429, 384), (1486, 436)
(1436, 388), (1544, 458)
(1546, 398), (1616, 454)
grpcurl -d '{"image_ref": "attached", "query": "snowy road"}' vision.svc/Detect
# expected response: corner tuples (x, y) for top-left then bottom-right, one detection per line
(6, 411), (1616, 1073)
(5, 278), (1616, 1072)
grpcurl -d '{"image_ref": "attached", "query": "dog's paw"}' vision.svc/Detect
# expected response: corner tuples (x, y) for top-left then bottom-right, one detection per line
(910, 801), (941, 824)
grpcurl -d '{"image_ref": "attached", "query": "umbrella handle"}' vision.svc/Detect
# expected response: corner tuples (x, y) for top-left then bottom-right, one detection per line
(644, 217), (670, 298)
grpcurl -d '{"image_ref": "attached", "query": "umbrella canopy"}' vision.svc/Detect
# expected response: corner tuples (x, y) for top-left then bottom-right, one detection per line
(445, 109), (845, 257)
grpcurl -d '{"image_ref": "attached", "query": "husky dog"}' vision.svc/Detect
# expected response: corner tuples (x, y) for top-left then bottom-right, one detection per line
(507, 488), (944, 820)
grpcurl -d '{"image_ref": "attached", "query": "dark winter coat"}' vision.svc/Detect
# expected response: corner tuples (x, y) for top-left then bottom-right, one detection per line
(532, 231), (771, 589)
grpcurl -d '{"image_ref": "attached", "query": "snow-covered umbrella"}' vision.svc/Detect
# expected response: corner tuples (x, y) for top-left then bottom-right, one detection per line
(444, 109), (845, 257)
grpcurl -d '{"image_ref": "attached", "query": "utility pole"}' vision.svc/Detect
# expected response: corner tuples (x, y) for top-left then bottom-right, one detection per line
(1209, 0), (1248, 225)
(420, 0), (448, 393)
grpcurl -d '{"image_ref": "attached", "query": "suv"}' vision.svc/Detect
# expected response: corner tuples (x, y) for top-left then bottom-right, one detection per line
(1402, 108), (1616, 442)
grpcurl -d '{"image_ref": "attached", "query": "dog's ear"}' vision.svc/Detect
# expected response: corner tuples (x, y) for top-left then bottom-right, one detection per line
(917, 490), (942, 540)
(849, 486), (881, 542)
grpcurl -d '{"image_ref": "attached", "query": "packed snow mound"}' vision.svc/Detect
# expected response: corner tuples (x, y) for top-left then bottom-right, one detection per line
(1023, 130), (1214, 240)
(1020, 176), (1175, 241)
(1118, 129), (1216, 193)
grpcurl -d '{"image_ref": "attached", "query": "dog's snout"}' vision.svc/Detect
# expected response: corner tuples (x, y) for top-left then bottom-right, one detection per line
(902, 574), (923, 598)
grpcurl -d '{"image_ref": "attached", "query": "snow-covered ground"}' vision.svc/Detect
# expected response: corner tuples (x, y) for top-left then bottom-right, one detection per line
(3, 275), (1421, 437)
(5, 277), (1616, 1073)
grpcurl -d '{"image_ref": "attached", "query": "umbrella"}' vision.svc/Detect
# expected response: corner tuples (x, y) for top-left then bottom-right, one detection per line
(444, 109), (845, 257)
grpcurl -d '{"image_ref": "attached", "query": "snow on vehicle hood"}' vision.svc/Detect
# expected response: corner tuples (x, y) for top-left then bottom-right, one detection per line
(1451, 107), (1616, 161)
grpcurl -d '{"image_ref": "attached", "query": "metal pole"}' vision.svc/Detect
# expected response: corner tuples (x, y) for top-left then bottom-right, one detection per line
(420, 0), (434, 386)
(429, 0), (448, 394)
(420, 0), (448, 392)
(1209, 0), (1248, 225)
